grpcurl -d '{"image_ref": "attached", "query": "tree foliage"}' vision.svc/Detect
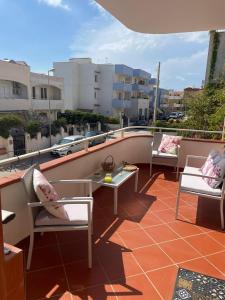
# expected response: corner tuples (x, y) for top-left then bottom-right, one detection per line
(26, 120), (41, 138)
(156, 81), (225, 140)
(58, 110), (119, 125)
(0, 115), (23, 138)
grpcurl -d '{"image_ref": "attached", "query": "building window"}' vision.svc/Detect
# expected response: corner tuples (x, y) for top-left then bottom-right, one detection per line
(41, 87), (47, 99)
(95, 74), (98, 82)
(144, 108), (148, 119)
(139, 108), (143, 118)
(32, 87), (36, 99)
(94, 91), (97, 99)
(12, 82), (20, 96)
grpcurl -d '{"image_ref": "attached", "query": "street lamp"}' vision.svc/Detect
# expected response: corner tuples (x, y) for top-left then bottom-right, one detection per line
(47, 68), (55, 146)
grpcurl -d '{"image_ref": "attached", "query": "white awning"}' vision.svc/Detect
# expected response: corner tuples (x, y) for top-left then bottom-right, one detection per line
(96, 0), (225, 34)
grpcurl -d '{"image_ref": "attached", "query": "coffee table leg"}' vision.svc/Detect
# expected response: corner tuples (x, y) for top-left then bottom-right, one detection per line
(114, 187), (118, 215)
(134, 169), (139, 192)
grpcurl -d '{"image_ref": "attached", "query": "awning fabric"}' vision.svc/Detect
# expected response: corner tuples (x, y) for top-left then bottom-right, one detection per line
(96, 0), (225, 34)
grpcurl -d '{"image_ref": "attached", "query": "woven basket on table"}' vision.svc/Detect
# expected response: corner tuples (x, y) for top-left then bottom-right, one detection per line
(101, 155), (115, 172)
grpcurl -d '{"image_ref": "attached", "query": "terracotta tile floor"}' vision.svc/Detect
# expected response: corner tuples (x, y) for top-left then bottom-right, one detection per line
(17, 164), (225, 300)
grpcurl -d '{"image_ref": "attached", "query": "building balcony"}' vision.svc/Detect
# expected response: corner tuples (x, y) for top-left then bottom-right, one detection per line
(174, 103), (184, 108)
(115, 64), (133, 77)
(132, 83), (150, 94)
(133, 69), (151, 79)
(32, 99), (64, 110)
(0, 131), (225, 299)
(112, 98), (132, 108)
(166, 95), (183, 100)
(113, 82), (132, 92)
(0, 98), (31, 111)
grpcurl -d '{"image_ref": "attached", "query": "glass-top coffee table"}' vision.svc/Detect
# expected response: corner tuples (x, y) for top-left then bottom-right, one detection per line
(88, 166), (139, 215)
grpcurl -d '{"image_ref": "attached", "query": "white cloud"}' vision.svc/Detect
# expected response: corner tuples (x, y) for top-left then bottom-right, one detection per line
(38, 0), (70, 10)
(70, 18), (209, 89)
(71, 21), (168, 59)
(161, 49), (208, 88)
(177, 32), (209, 44)
(89, 0), (106, 16)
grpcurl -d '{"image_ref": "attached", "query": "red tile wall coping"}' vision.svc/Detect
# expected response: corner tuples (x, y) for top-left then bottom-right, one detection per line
(0, 135), (224, 189)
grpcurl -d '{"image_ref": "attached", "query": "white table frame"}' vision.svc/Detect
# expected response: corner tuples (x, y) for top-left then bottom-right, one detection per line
(89, 168), (139, 215)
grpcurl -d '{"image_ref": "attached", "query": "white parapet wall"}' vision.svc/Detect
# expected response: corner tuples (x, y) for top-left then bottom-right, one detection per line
(0, 134), (224, 245)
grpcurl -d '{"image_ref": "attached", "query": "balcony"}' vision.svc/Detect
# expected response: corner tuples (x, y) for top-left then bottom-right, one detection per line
(132, 83), (150, 94)
(0, 130), (225, 299)
(115, 64), (133, 77)
(112, 98), (131, 108)
(133, 69), (151, 79)
(0, 98), (30, 111)
(113, 82), (132, 92)
(32, 99), (64, 110)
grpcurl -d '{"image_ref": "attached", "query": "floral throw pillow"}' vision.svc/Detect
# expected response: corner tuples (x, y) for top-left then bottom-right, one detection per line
(200, 150), (225, 188)
(33, 169), (68, 219)
(158, 134), (182, 154)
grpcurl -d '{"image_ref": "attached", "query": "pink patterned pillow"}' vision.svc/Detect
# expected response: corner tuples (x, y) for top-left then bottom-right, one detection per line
(33, 169), (68, 219)
(200, 151), (225, 188)
(158, 134), (181, 154)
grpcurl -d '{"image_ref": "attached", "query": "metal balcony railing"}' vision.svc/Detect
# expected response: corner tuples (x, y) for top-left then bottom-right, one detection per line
(0, 126), (224, 168)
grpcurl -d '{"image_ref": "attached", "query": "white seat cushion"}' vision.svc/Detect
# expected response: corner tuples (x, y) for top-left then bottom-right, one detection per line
(152, 150), (178, 158)
(35, 198), (93, 226)
(181, 167), (222, 196)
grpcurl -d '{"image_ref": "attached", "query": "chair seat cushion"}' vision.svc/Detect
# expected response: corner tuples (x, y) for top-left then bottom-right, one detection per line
(181, 167), (222, 196)
(35, 198), (93, 226)
(152, 150), (178, 158)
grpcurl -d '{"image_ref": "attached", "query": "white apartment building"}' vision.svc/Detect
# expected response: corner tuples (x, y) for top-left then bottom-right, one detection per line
(53, 58), (154, 120)
(160, 90), (184, 112)
(0, 59), (64, 121)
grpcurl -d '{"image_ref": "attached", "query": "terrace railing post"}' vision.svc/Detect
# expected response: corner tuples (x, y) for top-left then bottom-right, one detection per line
(84, 141), (89, 152)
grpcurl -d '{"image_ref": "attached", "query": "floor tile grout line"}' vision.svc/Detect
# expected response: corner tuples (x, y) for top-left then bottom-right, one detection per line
(164, 220), (225, 277)
(115, 230), (165, 300)
(137, 221), (179, 268)
(141, 204), (225, 274)
(204, 231), (225, 249)
(55, 233), (73, 300)
(203, 255), (225, 277)
(96, 256), (119, 300)
(27, 263), (64, 274)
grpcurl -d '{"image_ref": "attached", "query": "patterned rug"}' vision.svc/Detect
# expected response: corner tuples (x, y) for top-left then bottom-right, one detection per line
(172, 268), (225, 300)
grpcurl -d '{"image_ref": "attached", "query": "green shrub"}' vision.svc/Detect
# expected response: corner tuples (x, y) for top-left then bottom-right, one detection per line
(53, 117), (67, 130)
(26, 120), (41, 138)
(105, 116), (120, 124)
(0, 115), (23, 138)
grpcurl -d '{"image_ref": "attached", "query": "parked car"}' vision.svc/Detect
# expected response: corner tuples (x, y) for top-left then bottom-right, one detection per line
(157, 114), (169, 121)
(167, 112), (180, 120)
(177, 112), (184, 118)
(132, 119), (149, 126)
(51, 135), (84, 157)
(85, 131), (106, 146)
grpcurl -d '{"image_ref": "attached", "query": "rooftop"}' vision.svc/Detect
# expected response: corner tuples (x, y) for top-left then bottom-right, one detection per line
(16, 164), (225, 300)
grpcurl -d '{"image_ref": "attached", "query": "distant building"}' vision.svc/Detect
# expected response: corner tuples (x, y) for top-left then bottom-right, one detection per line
(205, 31), (225, 84)
(160, 90), (184, 112)
(0, 59), (64, 121)
(53, 58), (155, 120)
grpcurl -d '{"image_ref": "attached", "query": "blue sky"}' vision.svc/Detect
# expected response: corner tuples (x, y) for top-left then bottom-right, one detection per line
(0, 0), (210, 89)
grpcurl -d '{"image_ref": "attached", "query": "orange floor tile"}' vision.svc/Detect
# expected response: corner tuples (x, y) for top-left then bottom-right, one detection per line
(16, 164), (225, 299)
